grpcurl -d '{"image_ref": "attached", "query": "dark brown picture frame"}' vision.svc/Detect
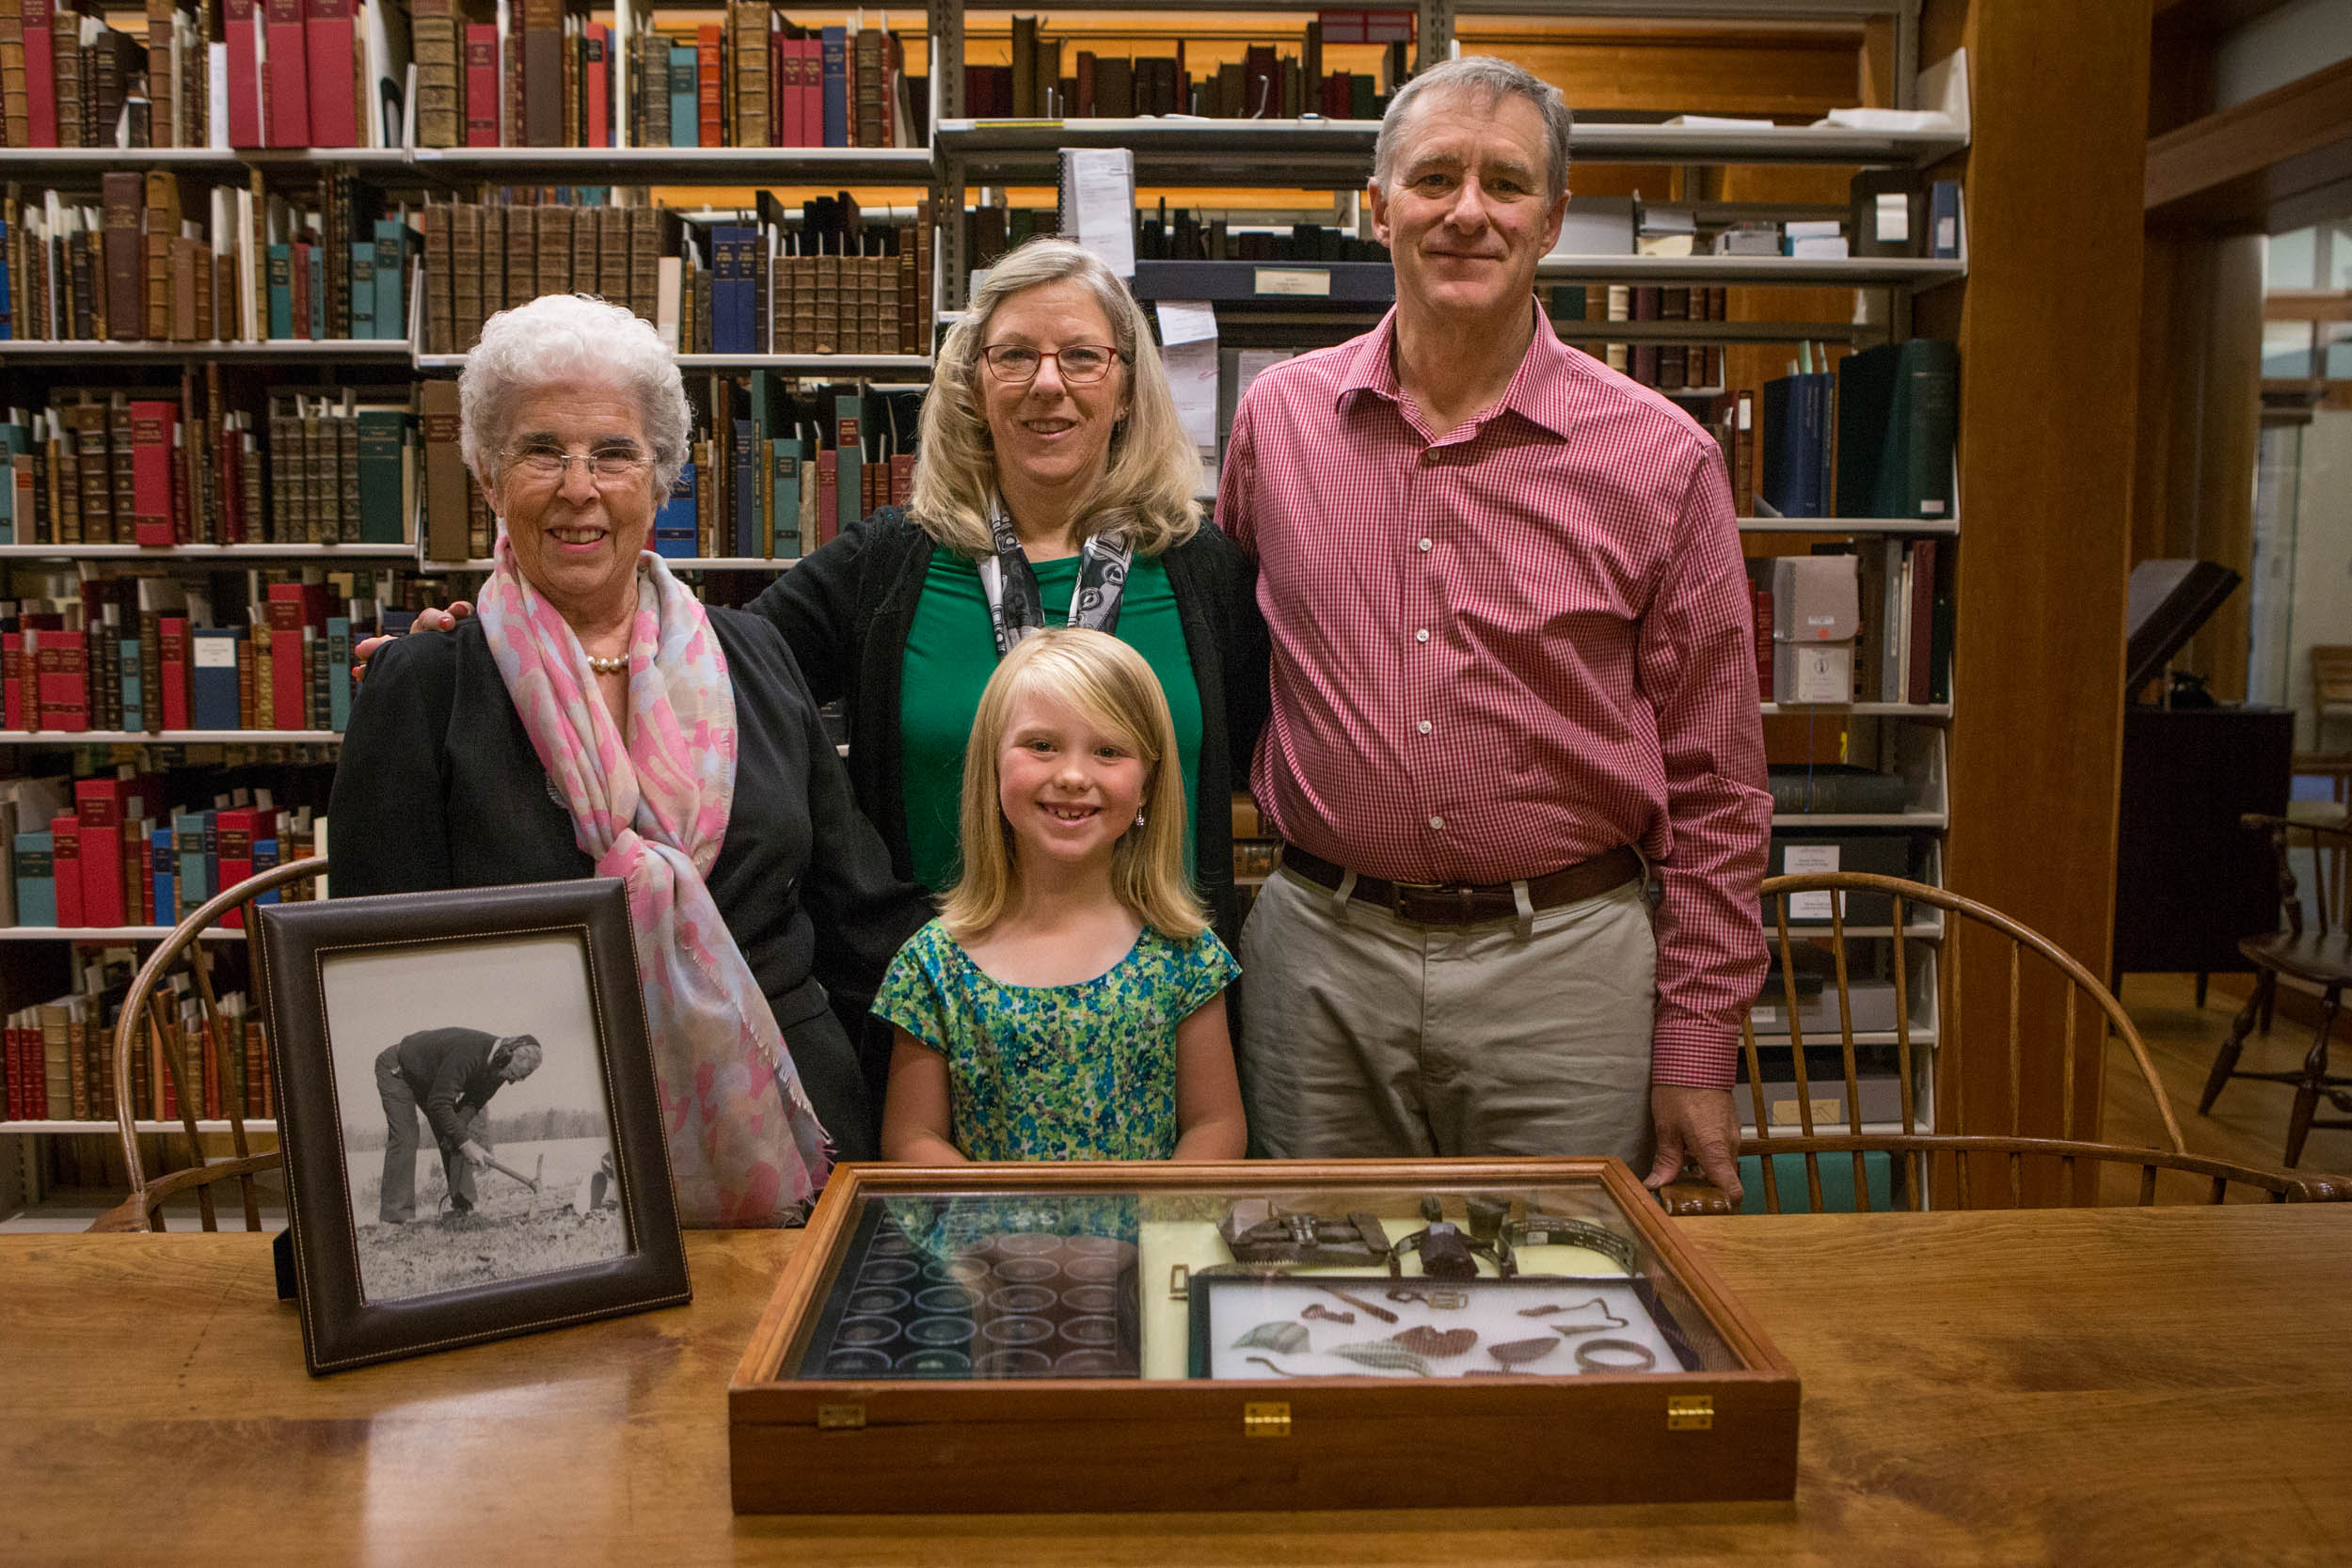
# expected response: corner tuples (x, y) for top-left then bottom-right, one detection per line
(259, 878), (690, 1375)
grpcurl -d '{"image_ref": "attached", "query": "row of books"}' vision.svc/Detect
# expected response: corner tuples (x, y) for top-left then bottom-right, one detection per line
(1748, 340), (1958, 521)
(2, 951), (276, 1124)
(1552, 284), (1730, 395)
(414, 377), (920, 562)
(1745, 539), (1949, 707)
(976, 16), (1411, 119)
(0, 379), (410, 547)
(619, 14), (918, 151)
(0, 0), (187, 150)
(0, 172), (410, 343)
(3, 776), (314, 925)
(416, 194), (930, 358)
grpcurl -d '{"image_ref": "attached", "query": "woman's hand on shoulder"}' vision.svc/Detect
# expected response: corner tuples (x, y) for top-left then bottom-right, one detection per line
(352, 601), (473, 684)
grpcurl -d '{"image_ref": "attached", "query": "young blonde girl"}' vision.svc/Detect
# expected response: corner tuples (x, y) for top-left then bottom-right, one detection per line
(876, 626), (1247, 1162)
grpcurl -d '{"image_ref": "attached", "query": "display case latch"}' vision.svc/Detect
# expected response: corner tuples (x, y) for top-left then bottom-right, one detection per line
(1242, 1402), (1292, 1438)
(817, 1404), (866, 1431)
(1665, 1395), (1714, 1431)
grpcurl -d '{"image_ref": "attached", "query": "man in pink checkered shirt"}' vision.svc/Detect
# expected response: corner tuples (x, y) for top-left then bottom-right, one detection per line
(1217, 56), (1771, 1200)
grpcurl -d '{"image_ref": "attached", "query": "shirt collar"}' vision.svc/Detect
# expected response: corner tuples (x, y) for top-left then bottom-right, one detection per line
(1334, 301), (1581, 443)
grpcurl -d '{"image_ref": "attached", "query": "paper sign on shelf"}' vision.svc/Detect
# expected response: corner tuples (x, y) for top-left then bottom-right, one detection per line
(1783, 844), (1841, 921)
(1153, 300), (1220, 467)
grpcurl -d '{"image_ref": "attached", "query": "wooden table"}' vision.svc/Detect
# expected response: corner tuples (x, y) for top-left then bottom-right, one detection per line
(6, 1207), (2348, 1566)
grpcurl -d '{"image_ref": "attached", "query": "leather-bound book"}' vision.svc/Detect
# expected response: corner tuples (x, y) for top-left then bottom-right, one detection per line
(101, 169), (142, 340)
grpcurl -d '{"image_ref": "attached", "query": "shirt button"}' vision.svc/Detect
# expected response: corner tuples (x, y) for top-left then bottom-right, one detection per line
(1415, 628), (1430, 643)
(1418, 720), (1432, 735)
(1418, 537), (1432, 552)
(1421, 450), (1438, 465)
(1428, 816), (1444, 831)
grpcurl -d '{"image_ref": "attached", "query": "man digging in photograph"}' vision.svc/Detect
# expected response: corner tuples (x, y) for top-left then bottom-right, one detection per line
(374, 1029), (544, 1224)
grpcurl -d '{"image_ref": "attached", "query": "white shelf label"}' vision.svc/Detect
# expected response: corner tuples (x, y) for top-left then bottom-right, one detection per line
(1254, 267), (1331, 297)
(1784, 844), (1841, 921)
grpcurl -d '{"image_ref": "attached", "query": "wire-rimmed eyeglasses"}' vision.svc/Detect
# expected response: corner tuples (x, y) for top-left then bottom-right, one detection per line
(501, 446), (652, 485)
(979, 343), (1122, 385)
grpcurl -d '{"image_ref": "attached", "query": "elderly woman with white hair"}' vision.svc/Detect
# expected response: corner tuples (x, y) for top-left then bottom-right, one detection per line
(329, 293), (931, 1226)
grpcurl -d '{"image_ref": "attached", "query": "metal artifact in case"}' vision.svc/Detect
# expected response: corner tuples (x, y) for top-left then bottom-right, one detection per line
(729, 1159), (1798, 1513)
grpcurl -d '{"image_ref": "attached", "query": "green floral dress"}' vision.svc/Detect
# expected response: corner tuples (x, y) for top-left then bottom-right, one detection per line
(874, 921), (1239, 1161)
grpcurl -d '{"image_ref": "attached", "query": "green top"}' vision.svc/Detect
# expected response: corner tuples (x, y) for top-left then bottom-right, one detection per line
(874, 919), (1239, 1161)
(898, 548), (1201, 892)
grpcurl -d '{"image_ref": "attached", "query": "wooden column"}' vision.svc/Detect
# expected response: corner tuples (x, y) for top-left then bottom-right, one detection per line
(1920, 0), (2151, 1191)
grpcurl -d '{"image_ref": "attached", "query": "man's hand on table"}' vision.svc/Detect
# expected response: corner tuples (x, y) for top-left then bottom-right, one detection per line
(1645, 1084), (1745, 1205)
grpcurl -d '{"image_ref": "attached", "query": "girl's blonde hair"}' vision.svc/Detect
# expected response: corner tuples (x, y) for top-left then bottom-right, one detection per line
(941, 627), (1206, 944)
(910, 237), (1203, 558)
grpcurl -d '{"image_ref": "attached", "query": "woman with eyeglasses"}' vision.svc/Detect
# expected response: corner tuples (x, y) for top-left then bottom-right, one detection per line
(328, 293), (932, 1224)
(750, 237), (1269, 953)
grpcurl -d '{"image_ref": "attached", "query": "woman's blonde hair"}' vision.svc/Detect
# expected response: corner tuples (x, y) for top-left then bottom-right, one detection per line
(911, 238), (1203, 558)
(941, 627), (1206, 944)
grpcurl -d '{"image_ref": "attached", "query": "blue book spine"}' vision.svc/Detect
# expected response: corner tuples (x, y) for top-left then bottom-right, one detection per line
(254, 837), (279, 903)
(171, 811), (206, 911)
(654, 461), (698, 558)
(1929, 180), (1962, 260)
(119, 637), (142, 733)
(13, 831), (55, 927)
(326, 616), (352, 732)
(771, 439), (799, 559)
(732, 419), (758, 557)
(190, 628), (242, 730)
(668, 45), (697, 149)
(201, 811), (219, 905)
(266, 245), (294, 339)
(373, 219), (409, 341)
(348, 243), (375, 338)
(151, 826), (173, 926)
(820, 27), (848, 148)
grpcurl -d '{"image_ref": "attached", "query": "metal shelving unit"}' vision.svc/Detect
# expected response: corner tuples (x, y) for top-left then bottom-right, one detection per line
(0, 543), (417, 560)
(0, 731), (342, 745)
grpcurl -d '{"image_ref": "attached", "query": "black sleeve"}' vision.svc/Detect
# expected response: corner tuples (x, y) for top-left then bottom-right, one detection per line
(742, 509), (888, 705)
(785, 633), (933, 1017)
(1215, 524), (1273, 786)
(328, 631), (457, 897)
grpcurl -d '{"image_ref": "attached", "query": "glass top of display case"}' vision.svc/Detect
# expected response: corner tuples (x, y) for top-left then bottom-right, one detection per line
(775, 1164), (1750, 1385)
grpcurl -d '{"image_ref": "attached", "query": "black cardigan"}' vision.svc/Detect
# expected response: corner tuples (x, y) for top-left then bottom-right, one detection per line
(328, 608), (934, 1156)
(745, 508), (1271, 950)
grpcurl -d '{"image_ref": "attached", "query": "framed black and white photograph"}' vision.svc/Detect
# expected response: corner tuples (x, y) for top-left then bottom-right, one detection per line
(258, 878), (690, 1375)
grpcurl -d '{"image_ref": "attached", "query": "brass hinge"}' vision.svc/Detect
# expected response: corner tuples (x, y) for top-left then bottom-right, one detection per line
(1242, 1401), (1292, 1438)
(1665, 1395), (1714, 1431)
(817, 1403), (866, 1431)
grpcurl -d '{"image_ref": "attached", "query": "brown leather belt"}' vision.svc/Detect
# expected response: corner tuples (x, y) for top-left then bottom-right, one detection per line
(1277, 844), (1643, 927)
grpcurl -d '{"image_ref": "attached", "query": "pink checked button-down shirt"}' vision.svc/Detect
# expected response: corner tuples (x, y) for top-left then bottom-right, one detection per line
(1217, 306), (1772, 1088)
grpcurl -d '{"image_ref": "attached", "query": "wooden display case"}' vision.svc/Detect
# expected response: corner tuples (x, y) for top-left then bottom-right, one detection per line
(730, 1158), (1798, 1513)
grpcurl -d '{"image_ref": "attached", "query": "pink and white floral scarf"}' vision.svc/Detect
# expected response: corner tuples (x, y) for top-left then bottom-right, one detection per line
(479, 536), (830, 1226)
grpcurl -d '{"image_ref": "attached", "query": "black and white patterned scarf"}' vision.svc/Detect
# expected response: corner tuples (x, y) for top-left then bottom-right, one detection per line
(977, 496), (1135, 657)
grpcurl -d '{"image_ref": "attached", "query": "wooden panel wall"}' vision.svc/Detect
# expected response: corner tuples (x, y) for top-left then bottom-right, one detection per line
(1920, 0), (2152, 1183)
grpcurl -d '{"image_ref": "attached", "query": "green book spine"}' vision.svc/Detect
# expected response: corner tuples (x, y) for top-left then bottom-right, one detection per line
(354, 409), (407, 543)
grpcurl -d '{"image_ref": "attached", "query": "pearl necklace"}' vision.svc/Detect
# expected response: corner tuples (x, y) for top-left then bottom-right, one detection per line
(584, 653), (628, 674)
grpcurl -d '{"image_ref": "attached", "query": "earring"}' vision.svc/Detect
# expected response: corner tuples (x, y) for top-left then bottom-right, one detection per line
(1132, 809), (1148, 832)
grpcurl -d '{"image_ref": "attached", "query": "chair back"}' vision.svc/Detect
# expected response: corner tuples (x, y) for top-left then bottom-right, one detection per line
(88, 857), (329, 1234)
(1740, 871), (2213, 1212)
(2244, 812), (2352, 943)
(2312, 644), (2352, 727)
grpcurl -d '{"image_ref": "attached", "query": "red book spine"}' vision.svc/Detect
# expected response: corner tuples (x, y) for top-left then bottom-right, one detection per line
(37, 631), (87, 733)
(1906, 539), (1936, 706)
(2, 633), (20, 730)
(265, 0), (313, 145)
(303, 0), (358, 147)
(159, 617), (190, 729)
(1752, 583), (1772, 705)
(266, 590), (307, 730)
(130, 400), (178, 546)
(696, 24), (721, 149)
(51, 815), (82, 927)
(22, 0), (56, 147)
(585, 24), (609, 148)
(889, 451), (914, 508)
(138, 830), (155, 926)
(215, 809), (257, 927)
(464, 24), (498, 146)
(224, 0), (263, 147)
(802, 39), (820, 148)
(74, 779), (126, 929)
(7, 1021), (21, 1120)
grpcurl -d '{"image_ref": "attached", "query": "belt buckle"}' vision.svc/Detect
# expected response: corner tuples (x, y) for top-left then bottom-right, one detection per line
(1391, 879), (1470, 922)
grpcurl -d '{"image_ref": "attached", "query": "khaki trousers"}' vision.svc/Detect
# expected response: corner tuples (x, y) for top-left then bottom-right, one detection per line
(1237, 865), (1658, 1163)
